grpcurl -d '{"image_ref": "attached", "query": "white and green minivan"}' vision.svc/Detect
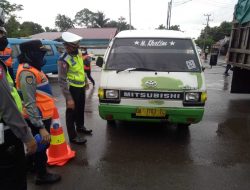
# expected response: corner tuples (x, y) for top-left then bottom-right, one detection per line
(96, 30), (207, 127)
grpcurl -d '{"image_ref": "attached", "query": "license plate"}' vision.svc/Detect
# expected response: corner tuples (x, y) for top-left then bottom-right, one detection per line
(136, 108), (166, 117)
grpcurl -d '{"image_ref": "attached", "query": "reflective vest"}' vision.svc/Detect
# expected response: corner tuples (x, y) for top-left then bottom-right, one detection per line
(0, 47), (13, 67)
(83, 54), (91, 71)
(0, 61), (22, 121)
(62, 53), (85, 87)
(16, 64), (55, 119)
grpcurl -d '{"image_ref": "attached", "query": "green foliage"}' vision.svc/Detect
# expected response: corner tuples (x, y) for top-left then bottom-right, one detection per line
(156, 24), (181, 31)
(105, 17), (134, 31)
(169, 25), (181, 31)
(55, 14), (74, 32)
(74, 8), (94, 27)
(196, 21), (232, 48)
(5, 16), (20, 37)
(92, 11), (110, 28)
(157, 24), (166, 29)
(19, 22), (45, 37)
(0, 0), (23, 16)
(45, 27), (58, 32)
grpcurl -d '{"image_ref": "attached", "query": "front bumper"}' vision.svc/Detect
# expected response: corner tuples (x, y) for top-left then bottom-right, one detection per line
(99, 104), (204, 124)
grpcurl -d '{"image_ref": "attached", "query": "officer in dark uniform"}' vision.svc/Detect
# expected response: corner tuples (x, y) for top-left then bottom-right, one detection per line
(0, 8), (37, 190)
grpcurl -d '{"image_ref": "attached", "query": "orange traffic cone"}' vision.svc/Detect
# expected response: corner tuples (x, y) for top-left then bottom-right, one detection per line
(47, 107), (75, 166)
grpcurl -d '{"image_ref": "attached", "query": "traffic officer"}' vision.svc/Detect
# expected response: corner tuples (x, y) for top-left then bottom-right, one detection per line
(0, 8), (37, 190)
(15, 40), (61, 185)
(58, 32), (92, 145)
(0, 45), (14, 81)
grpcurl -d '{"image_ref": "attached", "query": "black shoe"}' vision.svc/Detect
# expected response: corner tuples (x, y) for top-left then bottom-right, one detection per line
(70, 136), (87, 145)
(77, 127), (93, 134)
(35, 172), (61, 185)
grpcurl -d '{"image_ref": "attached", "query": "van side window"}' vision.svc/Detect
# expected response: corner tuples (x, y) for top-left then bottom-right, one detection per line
(44, 45), (53, 56)
(10, 44), (20, 58)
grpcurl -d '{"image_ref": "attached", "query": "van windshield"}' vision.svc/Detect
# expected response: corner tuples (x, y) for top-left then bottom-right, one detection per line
(106, 38), (201, 72)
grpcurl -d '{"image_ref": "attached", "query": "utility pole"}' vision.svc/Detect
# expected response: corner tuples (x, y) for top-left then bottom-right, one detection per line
(129, 0), (132, 30)
(203, 14), (212, 51)
(166, 0), (173, 29)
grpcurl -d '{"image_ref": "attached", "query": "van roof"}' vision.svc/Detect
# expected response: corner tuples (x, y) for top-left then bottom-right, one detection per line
(7, 38), (62, 44)
(115, 30), (191, 39)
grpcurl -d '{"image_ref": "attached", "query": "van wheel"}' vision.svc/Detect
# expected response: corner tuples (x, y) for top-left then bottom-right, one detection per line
(177, 123), (190, 130)
(107, 120), (116, 127)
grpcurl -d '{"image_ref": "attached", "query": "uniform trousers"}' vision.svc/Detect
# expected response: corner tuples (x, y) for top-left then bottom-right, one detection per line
(0, 129), (27, 190)
(66, 85), (86, 140)
(25, 119), (51, 176)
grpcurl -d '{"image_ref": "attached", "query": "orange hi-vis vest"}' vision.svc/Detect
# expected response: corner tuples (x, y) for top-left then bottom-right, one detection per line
(82, 54), (91, 71)
(16, 63), (55, 119)
(0, 47), (13, 67)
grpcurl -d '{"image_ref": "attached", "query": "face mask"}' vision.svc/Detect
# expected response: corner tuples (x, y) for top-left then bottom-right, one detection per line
(0, 36), (8, 51)
(71, 49), (79, 56)
(26, 51), (46, 70)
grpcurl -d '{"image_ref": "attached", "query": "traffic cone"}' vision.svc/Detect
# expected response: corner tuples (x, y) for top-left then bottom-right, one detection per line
(47, 107), (75, 166)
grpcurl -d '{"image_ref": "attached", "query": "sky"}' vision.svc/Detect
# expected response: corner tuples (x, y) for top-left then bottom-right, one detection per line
(7, 0), (237, 39)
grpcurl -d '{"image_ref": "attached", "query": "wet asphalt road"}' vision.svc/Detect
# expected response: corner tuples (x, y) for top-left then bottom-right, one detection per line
(28, 62), (250, 190)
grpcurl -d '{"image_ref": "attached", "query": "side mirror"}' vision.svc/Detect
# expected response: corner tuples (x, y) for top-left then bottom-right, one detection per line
(96, 56), (104, 67)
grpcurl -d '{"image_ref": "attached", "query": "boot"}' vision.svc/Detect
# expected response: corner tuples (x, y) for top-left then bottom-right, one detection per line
(35, 172), (61, 185)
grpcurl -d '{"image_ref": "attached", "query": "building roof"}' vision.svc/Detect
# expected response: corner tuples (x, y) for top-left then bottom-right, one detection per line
(30, 32), (62, 40)
(30, 28), (118, 41)
(67, 28), (117, 40)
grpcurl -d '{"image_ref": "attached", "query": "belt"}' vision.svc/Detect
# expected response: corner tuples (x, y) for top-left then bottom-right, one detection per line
(68, 79), (85, 85)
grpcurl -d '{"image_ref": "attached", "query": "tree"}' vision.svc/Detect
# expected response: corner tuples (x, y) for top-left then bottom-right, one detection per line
(93, 11), (110, 28)
(19, 22), (45, 37)
(55, 14), (74, 32)
(157, 24), (167, 29)
(196, 21), (232, 48)
(169, 25), (181, 31)
(45, 27), (58, 32)
(0, 0), (23, 16)
(74, 8), (94, 27)
(5, 15), (21, 37)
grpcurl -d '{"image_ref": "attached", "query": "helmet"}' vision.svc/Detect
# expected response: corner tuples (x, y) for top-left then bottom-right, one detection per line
(0, 8), (5, 26)
(62, 32), (82, 44)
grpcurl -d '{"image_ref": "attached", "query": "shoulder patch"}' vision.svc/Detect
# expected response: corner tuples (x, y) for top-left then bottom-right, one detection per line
(23, 63), (30, 69)
(25, 75), (34, 85)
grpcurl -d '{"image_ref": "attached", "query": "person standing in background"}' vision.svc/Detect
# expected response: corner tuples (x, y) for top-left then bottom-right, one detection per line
(82, 47), (95, 87)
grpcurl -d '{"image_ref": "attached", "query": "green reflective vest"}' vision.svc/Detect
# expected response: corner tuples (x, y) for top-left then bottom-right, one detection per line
(6, 69), (23, 112)
(0, 63), (22, 121)
(65, 53), (85, 87)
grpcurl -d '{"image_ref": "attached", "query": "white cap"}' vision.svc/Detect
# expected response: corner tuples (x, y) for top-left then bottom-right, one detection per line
(62, 32), (82, 43)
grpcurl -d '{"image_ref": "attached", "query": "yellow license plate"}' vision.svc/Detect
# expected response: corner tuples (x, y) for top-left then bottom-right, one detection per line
(136, 108), (166, 117)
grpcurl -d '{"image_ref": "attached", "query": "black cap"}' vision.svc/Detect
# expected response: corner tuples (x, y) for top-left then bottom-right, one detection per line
(20, 40), (48, 53)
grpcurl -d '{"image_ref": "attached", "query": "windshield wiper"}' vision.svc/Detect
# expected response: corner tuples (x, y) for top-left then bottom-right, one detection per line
(116, 67), (156, 73)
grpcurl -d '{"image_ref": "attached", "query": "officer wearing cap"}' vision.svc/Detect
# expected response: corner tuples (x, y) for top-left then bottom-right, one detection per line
(0, 8), (37, 190)
(58, 32), (92, 145)
(15, 40), (61, 185)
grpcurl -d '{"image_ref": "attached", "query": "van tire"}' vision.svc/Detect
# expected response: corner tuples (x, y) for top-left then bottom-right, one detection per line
(177, 123), (190, 130)
(107, 120), (116, 127)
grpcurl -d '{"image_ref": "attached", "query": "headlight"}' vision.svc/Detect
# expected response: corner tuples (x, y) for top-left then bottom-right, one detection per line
(105, 90), (119, 99)
(185, 92), (200, 102)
